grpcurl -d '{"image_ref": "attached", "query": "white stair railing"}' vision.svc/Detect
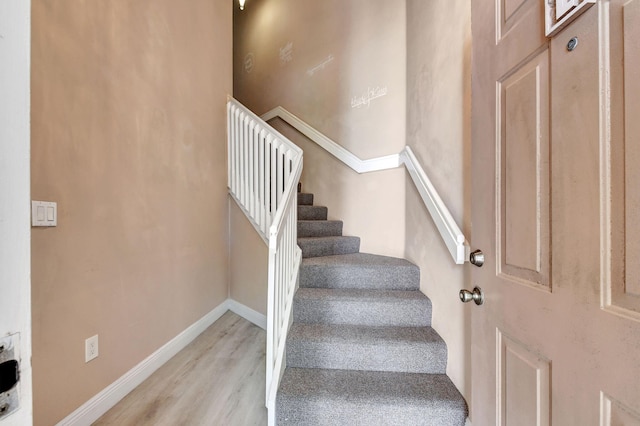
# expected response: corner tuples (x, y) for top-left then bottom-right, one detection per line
(262, 106), (470, 265)
(227, 98), (302, 425)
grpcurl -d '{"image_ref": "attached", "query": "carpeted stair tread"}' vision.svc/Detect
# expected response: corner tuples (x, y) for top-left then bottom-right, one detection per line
(298, 220), (343, 238)
(298, 236), (360, 258)
(298, 205), (328, 220)
(300, 253), (420, 290)
(297, 193), (314, 205)
(286, 323), (447, 374)
(276, 368), (467, 426)
(293, 288), (431, 327)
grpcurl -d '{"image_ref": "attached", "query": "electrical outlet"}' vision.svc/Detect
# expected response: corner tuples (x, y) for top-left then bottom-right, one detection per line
(85, 335), (98, 363)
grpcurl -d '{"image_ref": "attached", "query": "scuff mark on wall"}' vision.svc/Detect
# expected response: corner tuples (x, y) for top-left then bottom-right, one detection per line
(307, 54), (334, 76)
(279, 41), (293, 64)
(244, 52), (255, 73)
(351, 86), (388, 108)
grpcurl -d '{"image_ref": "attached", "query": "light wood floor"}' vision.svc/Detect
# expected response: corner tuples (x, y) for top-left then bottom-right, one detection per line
(94, 311), (267, 426)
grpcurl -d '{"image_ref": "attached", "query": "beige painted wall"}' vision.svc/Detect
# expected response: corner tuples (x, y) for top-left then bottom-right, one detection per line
(405, 0), (472, 402)
(30, 1), (231, 424)
(229, 200), (268, 315)
(233, 0), (407, 258)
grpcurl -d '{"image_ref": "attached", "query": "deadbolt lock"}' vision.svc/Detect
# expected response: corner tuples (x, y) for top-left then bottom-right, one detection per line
(469, 249), (485, 267)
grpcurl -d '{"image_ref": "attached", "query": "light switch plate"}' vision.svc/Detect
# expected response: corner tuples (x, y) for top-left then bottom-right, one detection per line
(31, 201), (57, 227)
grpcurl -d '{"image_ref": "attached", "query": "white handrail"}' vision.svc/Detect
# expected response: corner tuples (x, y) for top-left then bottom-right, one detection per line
(262, 106), (402, 173)
(262, 106), (470, 265)
(227, 98), (302, 425)
(401, 146), (469, 264)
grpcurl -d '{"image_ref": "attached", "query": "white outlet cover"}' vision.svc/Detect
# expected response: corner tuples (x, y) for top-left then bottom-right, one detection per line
(85, 335), (98, 363)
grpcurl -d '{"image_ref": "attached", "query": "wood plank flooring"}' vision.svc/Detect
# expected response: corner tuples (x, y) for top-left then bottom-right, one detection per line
(94, 311), (267, 426)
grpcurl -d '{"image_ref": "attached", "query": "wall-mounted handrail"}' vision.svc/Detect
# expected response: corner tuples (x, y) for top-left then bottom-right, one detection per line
(401, 146), (469, 264)
(227, 98), (302, 426)
(261, 107), (402, 173)
(262, 105), (470, 265)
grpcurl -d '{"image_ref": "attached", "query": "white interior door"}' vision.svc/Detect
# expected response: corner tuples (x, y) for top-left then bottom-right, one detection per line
(0, 1), (32, 424)
(470, 0), (640, 424)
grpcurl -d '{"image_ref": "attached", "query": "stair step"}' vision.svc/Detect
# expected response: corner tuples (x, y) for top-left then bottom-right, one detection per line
(297, 192), (314, 206)
(286, 323), (447, 374)
(298, 236), (360, 258)
(298, 205), (328, 220)
(298, 220), (343, 237)
(300, 253), (420, 290)
(293, 288), (431, 327)
(277, 368), (468, 426)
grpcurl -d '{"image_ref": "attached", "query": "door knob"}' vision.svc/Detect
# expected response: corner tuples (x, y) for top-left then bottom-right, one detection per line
(469, 249), (485, 267)
(459, 286), (484, 305)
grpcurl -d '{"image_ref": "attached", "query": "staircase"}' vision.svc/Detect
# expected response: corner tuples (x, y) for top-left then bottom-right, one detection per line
(276, 187), (468, 425)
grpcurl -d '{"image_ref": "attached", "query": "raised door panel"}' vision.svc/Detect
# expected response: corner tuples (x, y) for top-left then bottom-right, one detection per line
(504, 0), (529, 21)
(496, 0), (546, 74)
(604, 0), (640, 318)
(601, 393), (640, 426)
(622, 0), (640, 299)
(498, 331), (551, 426)
(498, 50), (551, 289)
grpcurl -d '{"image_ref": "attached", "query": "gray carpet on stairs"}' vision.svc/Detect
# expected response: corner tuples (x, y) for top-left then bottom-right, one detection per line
(286, 323), (447, 373)
(298, 192), (314, 206)
(300, 253), (420, 290)
(298, 220), (343, 237)
(298, 236), (360, 258)
(276, 188), (467, 425)
(298, 205), (328, 220)
(278, 368), (468, 426)
(293, 288), (432, 326)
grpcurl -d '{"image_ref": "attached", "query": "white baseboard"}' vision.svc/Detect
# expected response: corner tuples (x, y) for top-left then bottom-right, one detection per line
(228, 299), (267, 330)
(57, 301), (231, 426)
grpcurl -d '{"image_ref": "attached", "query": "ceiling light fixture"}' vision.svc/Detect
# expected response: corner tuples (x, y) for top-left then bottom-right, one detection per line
(239, 0), (246, 10)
